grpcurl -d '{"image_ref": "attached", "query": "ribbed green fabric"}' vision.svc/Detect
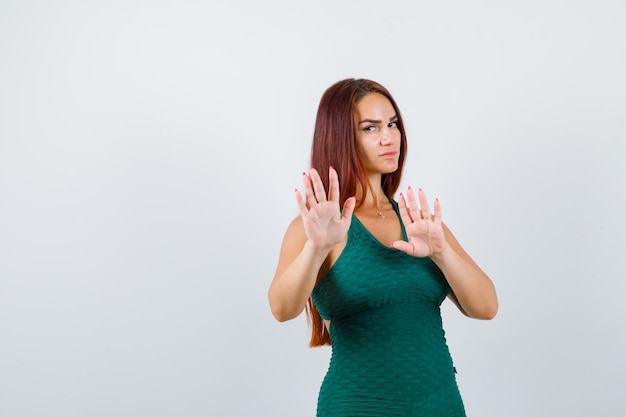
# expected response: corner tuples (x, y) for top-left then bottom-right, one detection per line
(311, 201), (466, 417)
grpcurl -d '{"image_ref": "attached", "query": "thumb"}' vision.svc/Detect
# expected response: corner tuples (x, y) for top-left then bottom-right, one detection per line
(341, 196), (357, 219)
(391, 240), (413, 255)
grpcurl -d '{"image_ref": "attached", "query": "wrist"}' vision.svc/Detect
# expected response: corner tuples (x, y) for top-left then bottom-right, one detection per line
(429, 242), (452, 264)
(303, 239), (333, 258)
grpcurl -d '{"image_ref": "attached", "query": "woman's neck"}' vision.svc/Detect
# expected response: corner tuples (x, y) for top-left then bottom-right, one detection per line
(355, 176), (391, 219)
(360, 174), (385, 206)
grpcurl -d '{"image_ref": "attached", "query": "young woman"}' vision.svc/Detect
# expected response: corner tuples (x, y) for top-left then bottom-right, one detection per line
(268, 78), (498, 417)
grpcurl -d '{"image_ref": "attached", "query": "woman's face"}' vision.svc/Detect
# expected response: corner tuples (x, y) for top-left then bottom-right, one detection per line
(354, 93), (401, 175)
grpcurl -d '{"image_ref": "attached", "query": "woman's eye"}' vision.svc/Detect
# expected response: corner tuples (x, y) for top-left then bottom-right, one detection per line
(389, 121), (398, 128)
(364, 125), (376, 132)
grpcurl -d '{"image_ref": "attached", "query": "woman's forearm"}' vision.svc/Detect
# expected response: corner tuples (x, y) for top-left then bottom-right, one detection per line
(268, 241), (330, 322)
(431, 242), (498, 320)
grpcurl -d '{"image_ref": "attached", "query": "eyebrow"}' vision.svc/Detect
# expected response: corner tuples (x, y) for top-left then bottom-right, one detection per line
(358, 115), (398, 125)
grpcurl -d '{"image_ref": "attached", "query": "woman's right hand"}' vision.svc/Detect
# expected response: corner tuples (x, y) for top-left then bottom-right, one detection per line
(295, 167), (356, 251)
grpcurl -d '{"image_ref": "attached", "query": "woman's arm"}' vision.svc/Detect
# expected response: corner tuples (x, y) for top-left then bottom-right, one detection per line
(268, 167), (356, 322)
(391, 186), (498, 319)
(268, 217), (331, 322)
(431, 223), (498, 319)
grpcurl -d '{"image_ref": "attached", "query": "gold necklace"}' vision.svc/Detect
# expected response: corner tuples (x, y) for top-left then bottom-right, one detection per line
(376, 202), (385, 219)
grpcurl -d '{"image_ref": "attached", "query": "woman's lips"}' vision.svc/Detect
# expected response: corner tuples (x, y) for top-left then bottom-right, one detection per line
(380, 151), (398, 159)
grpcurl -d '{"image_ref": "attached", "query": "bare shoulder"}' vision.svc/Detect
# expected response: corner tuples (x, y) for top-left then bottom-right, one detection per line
(283, 215), (306, 244)
(441, 222), (459, 244)
(442, 221), (480, 267)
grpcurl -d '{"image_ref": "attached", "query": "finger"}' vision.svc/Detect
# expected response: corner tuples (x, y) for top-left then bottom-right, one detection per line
(302, 171), (317, 207)
(417, 188), (431, 220)
(294, 188), (308, 217)
(406, 187), (421, 219)
(328, 166), (339, 202)
(309, 168), (327, 203)
(434, 197), (442, 224)
(398, 192), (414, 225)
(390, 240), (414, 256)
(341, 196), (357, 220)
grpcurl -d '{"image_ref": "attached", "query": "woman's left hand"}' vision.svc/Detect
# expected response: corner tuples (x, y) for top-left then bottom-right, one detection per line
(391, 187), (448, 258)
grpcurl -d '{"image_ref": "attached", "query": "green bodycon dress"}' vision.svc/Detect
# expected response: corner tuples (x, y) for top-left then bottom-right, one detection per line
(311, 201), (466, 417)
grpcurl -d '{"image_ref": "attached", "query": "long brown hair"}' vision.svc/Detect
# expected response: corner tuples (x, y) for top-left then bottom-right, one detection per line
(306, 78), (408, 347)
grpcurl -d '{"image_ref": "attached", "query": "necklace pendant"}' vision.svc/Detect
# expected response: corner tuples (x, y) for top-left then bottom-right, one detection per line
(378, 211), (385, 219)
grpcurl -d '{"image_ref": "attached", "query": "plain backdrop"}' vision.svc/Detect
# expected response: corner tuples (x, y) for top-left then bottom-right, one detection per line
(1, 1), (625, 416)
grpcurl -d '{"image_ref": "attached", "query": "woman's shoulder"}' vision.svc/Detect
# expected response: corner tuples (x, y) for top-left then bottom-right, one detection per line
(285, 214), (304, 232)
(281, 215), (306, 244)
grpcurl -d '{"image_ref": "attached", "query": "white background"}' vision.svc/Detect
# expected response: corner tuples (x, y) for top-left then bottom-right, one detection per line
(1, 1), (625, 416)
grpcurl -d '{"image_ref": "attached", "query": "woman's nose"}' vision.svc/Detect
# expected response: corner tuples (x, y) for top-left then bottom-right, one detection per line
(380, 130), (394, 145)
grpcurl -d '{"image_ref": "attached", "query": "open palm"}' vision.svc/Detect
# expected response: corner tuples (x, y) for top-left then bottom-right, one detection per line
(295, 167), (356, 251)
(391, 187), (446, 258)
